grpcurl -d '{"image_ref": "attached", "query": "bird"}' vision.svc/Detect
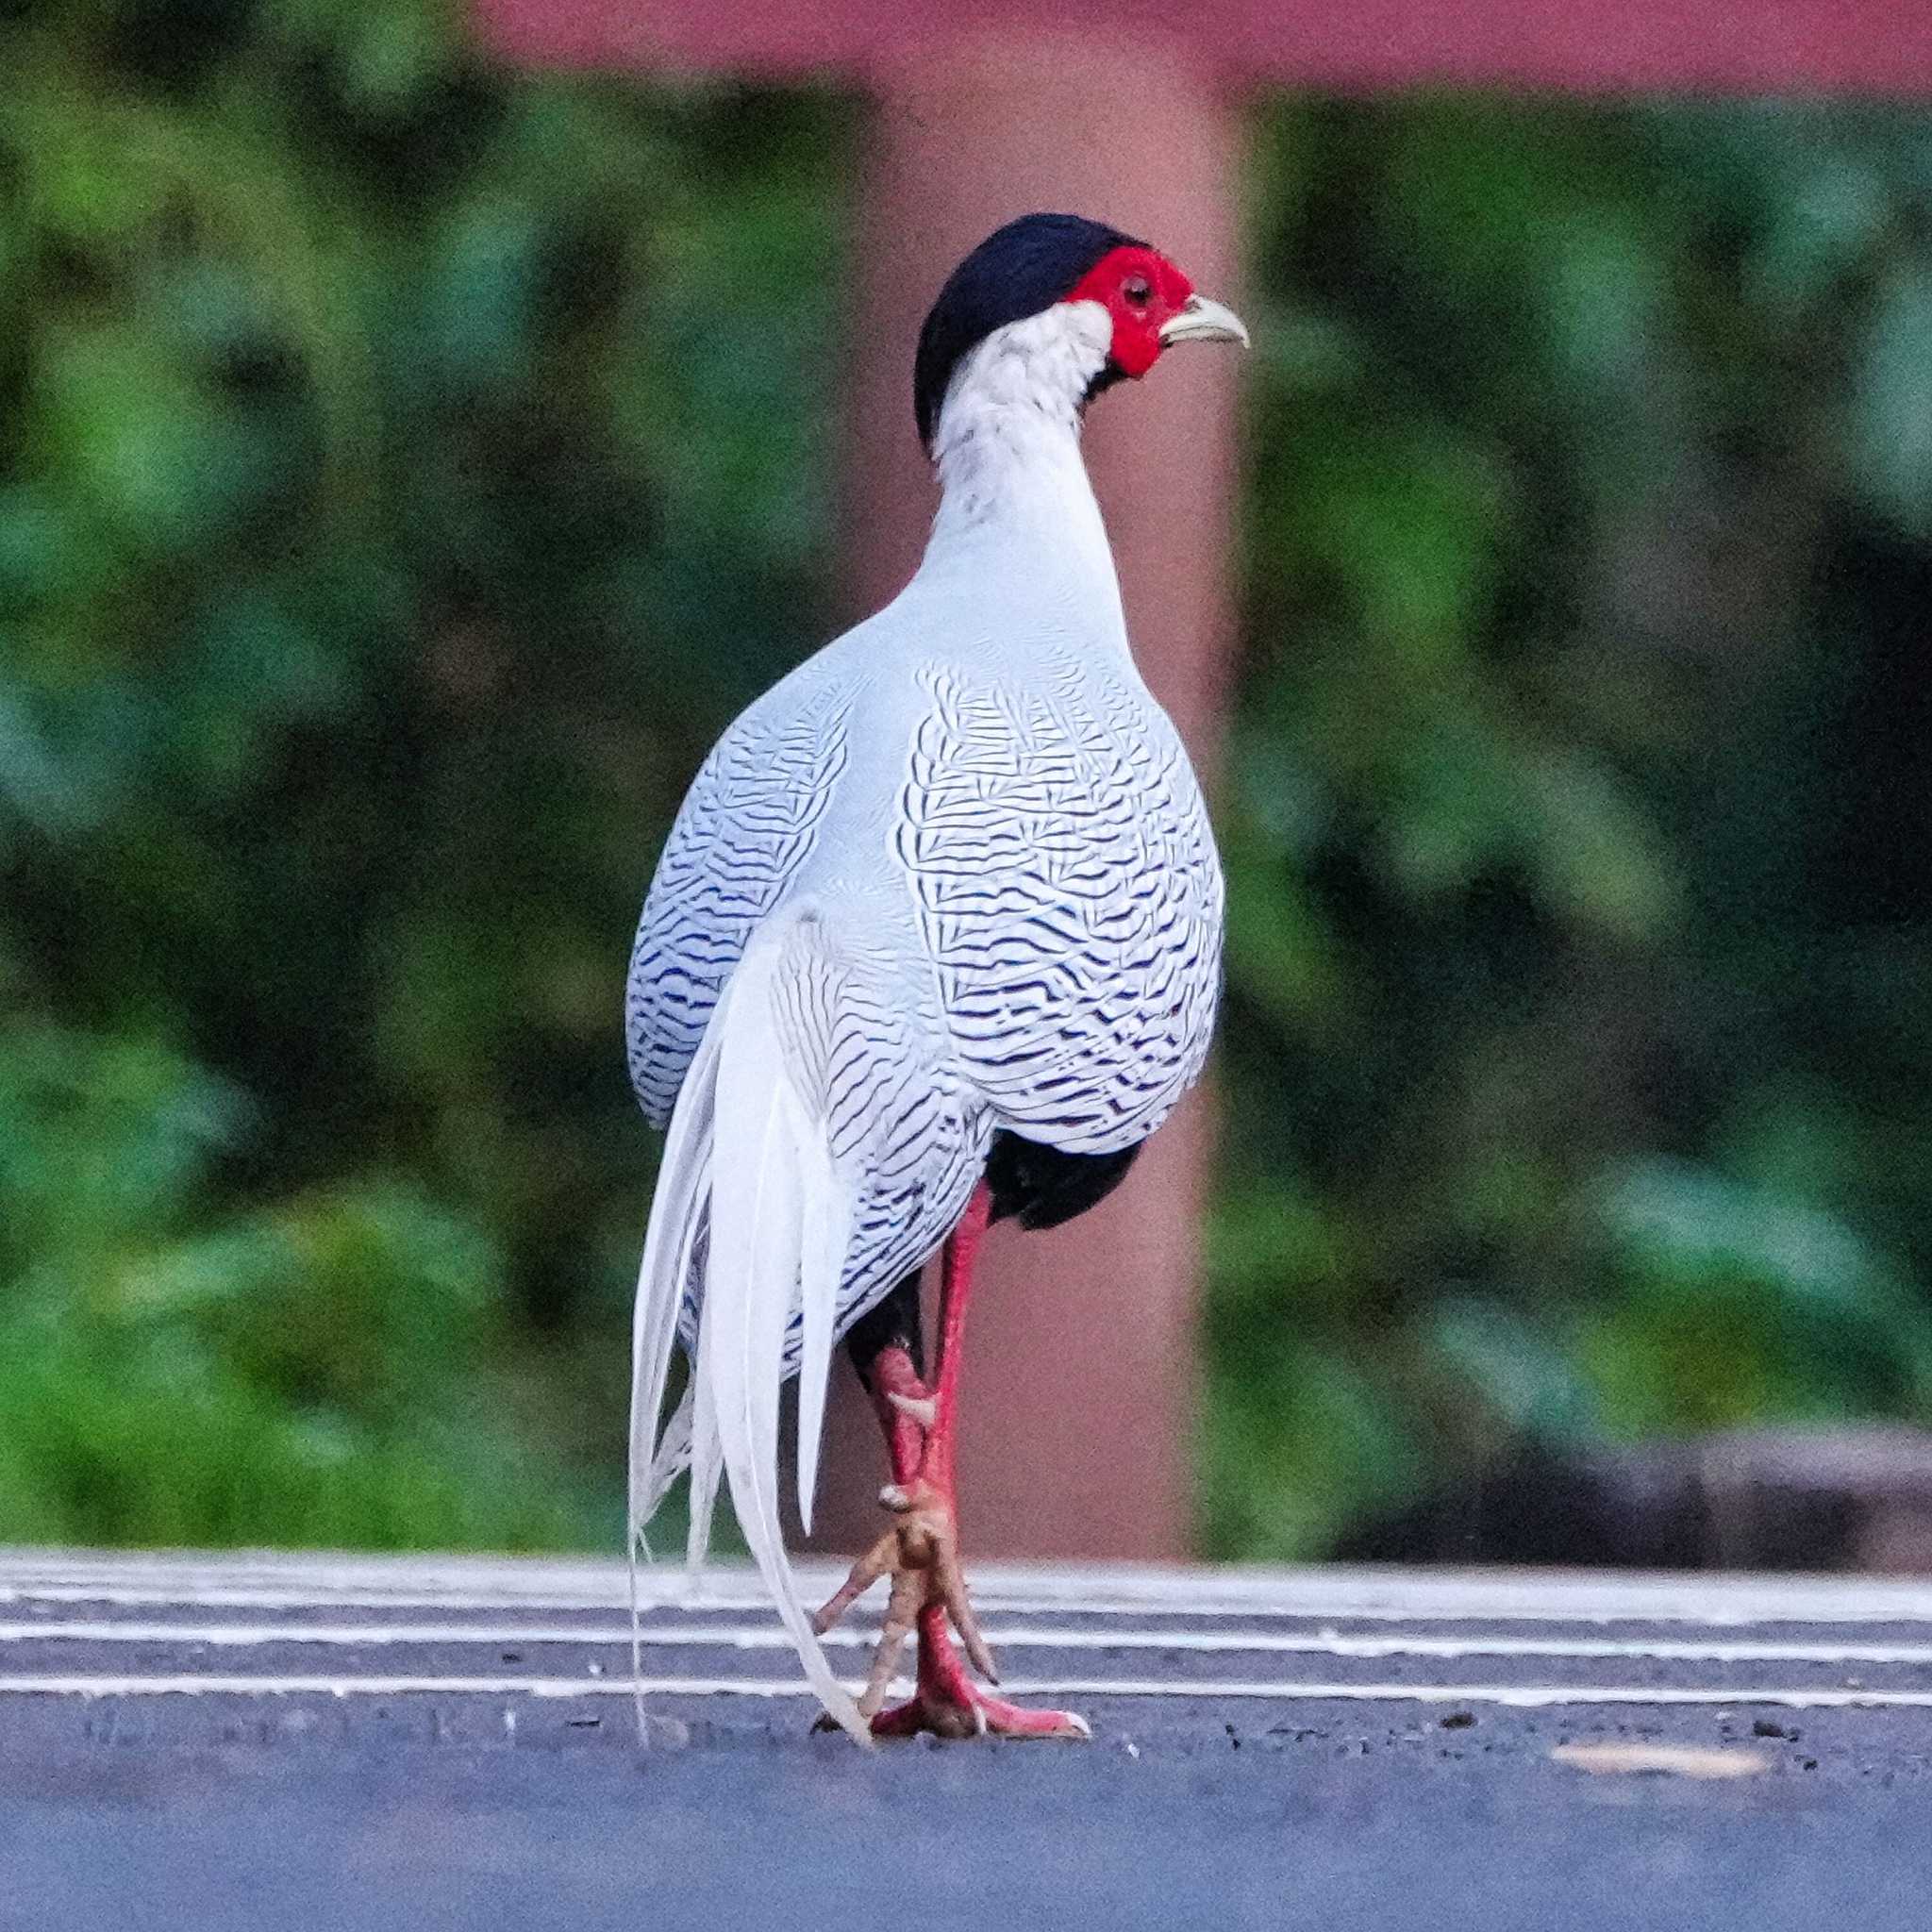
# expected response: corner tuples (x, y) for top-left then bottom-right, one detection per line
(624, 211), (1245, 1743)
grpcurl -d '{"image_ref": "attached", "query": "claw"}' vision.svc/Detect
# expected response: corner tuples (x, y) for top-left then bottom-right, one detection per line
(856, 1563), (925, 1716)
(885, 1391), (939, 1429)
(932, 1536), (1000, 1684)
(812, 1525), (898, 1636)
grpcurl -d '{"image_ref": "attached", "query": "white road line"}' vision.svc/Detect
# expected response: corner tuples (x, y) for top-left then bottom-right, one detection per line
(8, 1579), (1932, 1631)
(3, 1672), (1931, 1710)
(5, 1552), (1932, 1626)
(0, 1583), (767, 1614)
(7, 1619), (1932, 1670)
(0, 1583), (1297, 1618)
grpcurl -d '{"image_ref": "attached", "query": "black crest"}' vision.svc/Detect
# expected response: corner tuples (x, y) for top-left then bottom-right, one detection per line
(912, 212), (1145, 451)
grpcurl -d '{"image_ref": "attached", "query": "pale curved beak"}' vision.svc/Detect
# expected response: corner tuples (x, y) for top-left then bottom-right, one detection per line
(1158, 293), (1250, 350)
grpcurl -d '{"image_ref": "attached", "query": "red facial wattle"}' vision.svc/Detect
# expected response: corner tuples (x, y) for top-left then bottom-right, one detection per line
(1065, 245), (1196, 378)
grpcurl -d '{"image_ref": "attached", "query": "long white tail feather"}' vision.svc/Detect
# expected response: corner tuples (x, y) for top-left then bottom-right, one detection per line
(626, 1000), (726, 1733)
(684, 1358), (722, 1580)
(627, 1006), (727, 1555)
(629, 913), (866, 1743)
(794, 1152), (847, 1534)
(698, 931), (866, 1741)
(638, 1381), (693, 1541)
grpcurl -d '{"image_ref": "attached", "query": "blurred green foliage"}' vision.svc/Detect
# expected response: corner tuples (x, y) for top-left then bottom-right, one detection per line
(0, 0), (850, 1547)
(3, 0), (1931, 1557)
(1205, 99), (1932, 1555)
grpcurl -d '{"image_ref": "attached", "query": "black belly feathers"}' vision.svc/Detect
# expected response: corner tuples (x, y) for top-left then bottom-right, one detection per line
(984, 1130), (1140, 1231)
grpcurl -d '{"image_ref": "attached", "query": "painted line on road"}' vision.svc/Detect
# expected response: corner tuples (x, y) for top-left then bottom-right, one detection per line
(7, 1554), (1932, 1627)
(9, 1579), (1932, 1633)
(7, 1618), (1932, 1671)
(3, 1672), (1932, 1710)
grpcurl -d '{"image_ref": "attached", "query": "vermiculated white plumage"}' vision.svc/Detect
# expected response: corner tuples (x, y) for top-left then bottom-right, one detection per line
(624, 300), (1224, 1735)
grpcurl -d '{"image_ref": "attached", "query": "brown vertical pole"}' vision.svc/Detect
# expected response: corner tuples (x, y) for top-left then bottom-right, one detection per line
(809, 32), (1243, 1560)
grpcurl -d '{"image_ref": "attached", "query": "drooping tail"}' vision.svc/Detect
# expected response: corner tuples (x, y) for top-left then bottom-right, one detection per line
(628, 911), (865, 1742)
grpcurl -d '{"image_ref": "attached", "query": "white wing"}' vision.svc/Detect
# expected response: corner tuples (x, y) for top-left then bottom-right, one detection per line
(895, 652), (1224, 1155)
(625, 675), (853, 1126)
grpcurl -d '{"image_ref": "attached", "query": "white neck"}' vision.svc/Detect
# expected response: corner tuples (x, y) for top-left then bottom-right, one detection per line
(915, 305), (1127, 647)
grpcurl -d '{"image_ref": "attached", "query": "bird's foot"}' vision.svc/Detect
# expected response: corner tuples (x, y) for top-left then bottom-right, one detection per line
(813, 1475), (999, 1701)
(871, 1601), (1091, 1741)
(813, 1479), (1089, 1742)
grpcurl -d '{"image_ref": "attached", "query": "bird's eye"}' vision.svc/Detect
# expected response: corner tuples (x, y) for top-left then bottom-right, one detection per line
(1123, 275), (1152, 308)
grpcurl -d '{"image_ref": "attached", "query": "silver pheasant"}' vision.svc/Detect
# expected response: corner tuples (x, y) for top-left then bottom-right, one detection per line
(625, 213), (1245, 1742)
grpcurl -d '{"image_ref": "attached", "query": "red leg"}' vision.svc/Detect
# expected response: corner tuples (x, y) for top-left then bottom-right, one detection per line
(817, 1183), (1090, 1741)
(865, 1345), (931, 1490)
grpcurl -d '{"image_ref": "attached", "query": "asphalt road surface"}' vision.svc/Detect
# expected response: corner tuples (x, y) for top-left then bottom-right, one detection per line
(4, 1549), (1931, 1932)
